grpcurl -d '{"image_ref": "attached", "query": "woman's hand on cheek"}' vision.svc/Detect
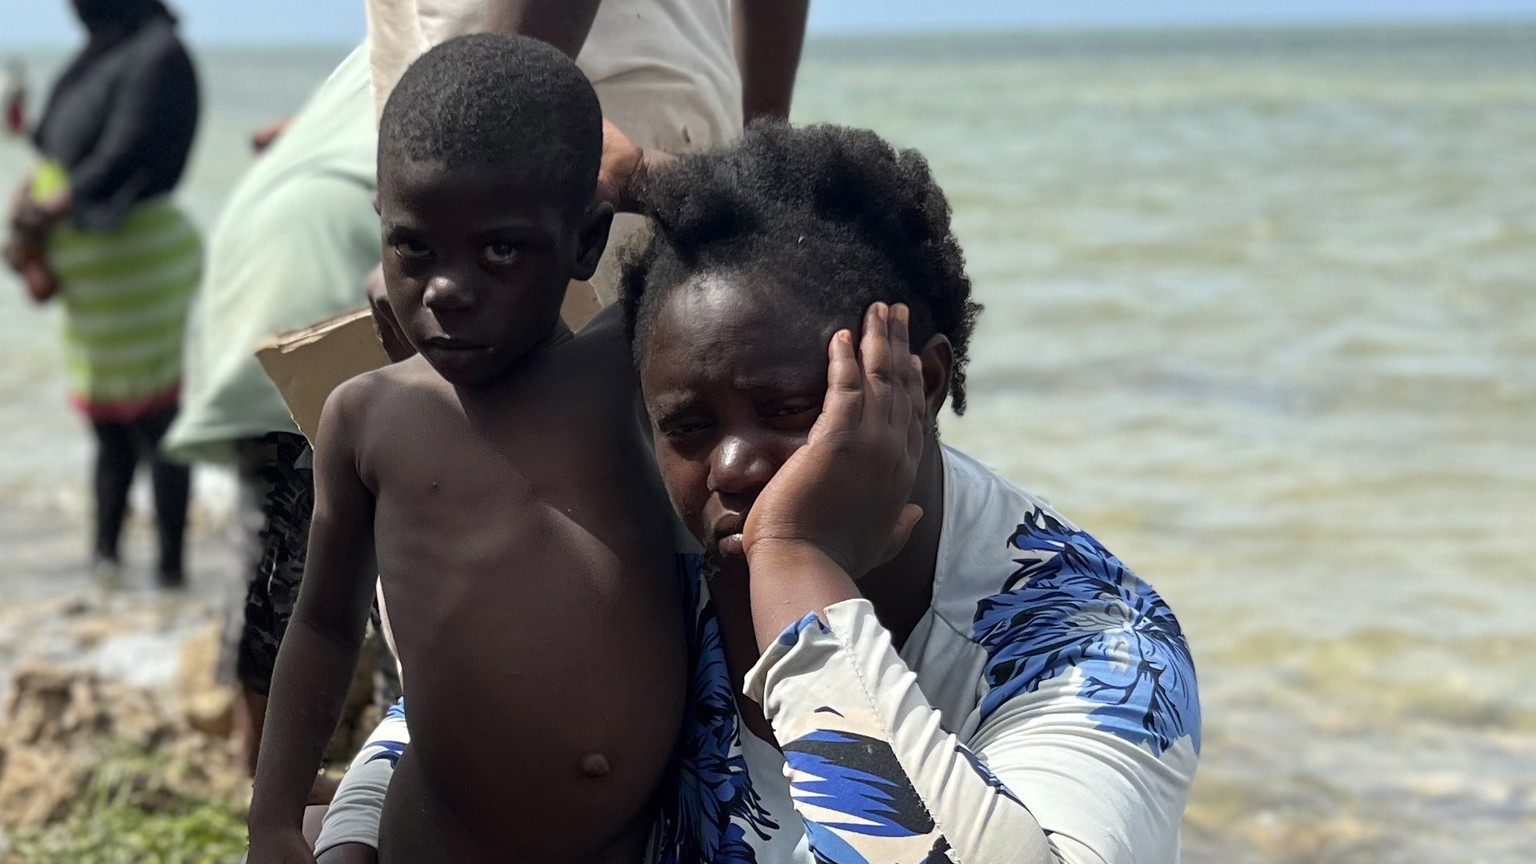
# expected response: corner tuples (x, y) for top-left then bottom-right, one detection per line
(743, 301), (927, 583)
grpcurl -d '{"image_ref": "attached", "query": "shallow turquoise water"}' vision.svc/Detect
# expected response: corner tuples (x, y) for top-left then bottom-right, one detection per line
(2, 24), (1533, 862)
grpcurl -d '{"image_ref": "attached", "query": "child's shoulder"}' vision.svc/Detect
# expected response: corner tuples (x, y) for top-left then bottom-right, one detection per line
(323, 356), (448, 424)
(316, 358), (457, 463)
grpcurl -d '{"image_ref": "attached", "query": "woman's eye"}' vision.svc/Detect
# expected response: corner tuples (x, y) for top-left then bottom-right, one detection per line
(485, 241), (519, 264)
(764, 401), (820, 421)
(393, 239), (430, 260)
(659, 417), (712, 439)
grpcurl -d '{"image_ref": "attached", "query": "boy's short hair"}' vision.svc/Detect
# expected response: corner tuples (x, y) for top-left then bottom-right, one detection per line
(378, 33), (602, 220)
(621, 122), (982, 414)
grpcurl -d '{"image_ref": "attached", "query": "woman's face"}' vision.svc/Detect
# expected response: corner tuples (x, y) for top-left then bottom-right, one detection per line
(638, 272), (850, 574)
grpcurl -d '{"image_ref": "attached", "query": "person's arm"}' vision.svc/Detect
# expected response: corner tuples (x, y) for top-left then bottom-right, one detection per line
(484, 0), (603, 59)
(481, 1), (684, 216)
(248, 378), (382, 864)
(4, 171), (37, 270)
(7, 167), (68, 242)
(7, 172), (33, 221)
(746, 592), (1198, 863)
(252, 116), (292, 153)
(733, 0), (809, 124)
(595, 121), (676, 215)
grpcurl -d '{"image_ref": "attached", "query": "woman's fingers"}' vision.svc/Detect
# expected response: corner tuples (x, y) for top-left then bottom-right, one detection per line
(810, 327), (862, 445)
(881, 305), (927, 459)
(827, 326), (862, 397)
(898, 306), (927, 460)
(906, 354), (926, 460)
(860, 302), (893, 411)
(886, 304), (910, 423)
(889, 304), (921, 423)
(889, 302), (912, 359)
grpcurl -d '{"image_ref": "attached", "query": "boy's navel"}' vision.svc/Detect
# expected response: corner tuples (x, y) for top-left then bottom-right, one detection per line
(579, 752), (611, 778)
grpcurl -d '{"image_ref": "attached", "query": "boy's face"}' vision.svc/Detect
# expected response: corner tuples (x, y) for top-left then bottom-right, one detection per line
(638, 273), (850, 576)
(378, 158), (609, 388)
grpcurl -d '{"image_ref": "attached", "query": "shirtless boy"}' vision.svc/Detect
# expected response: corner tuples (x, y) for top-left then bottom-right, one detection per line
(247, 35), (685, 864)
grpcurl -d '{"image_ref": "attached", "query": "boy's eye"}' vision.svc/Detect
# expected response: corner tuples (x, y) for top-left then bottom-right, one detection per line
(485, 241), (519, 265)
(393, 238), (431, 260)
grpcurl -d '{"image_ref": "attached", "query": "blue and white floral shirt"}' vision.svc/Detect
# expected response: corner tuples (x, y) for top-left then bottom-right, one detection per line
(318, 445), (1200, 863)
(652, 445), (1200, 863)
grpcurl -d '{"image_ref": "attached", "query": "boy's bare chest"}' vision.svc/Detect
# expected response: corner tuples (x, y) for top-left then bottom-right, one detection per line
(367, 406), (656, 661)
(368, 386), (628, 513)
(362, 383), (668, 578)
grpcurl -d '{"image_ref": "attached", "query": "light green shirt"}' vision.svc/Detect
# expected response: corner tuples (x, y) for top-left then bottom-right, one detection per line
(166, 45), (378, 463)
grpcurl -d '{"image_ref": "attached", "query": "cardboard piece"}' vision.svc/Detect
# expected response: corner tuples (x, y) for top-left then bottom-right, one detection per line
(256, 307), (390, 443)
(255, 281), (604, 444)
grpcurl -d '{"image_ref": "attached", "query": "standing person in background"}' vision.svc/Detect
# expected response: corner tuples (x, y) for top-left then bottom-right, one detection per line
(3, 0), (199, 587)
(165, 43), (383, 784)
(3, 61), (27, 136)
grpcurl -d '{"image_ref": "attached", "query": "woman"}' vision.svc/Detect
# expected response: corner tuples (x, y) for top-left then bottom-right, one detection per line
(4, 0), (200, 585)
(314, 123), (1200, 863)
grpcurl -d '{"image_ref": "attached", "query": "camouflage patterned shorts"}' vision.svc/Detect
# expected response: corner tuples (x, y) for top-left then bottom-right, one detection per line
(233, 432), (313, 696)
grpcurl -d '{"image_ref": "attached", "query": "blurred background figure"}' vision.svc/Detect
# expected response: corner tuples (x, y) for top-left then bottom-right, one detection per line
(165, 42), (382, 782)
(2, 61), (26, 136)
(3, 0), (199, 588)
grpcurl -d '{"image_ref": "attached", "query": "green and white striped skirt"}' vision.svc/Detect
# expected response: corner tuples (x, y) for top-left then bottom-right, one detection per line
(38, 168), (201, 422)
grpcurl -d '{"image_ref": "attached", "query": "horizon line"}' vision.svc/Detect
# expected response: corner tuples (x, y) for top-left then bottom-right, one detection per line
(2, 12), (1533, 50)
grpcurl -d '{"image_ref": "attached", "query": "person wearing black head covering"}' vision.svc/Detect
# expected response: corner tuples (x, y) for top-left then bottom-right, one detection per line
(3, 0), (201, 587)
(31, 0), (198, 231)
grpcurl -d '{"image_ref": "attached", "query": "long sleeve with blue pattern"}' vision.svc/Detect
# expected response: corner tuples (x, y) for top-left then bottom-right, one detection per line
(744, 529), (1200, 864)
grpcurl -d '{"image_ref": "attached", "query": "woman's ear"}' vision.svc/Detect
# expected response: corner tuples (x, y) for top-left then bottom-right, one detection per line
(919, 334), (953, 423)
(573, 201), (615, 281)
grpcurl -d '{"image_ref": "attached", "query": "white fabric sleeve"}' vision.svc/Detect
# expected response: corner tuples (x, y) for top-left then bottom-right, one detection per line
(745, 599), (1197, 864)
(312, 700), (410, 855)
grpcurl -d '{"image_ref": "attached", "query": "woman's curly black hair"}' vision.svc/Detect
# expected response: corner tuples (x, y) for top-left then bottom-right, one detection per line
(621, 122), (982, 414)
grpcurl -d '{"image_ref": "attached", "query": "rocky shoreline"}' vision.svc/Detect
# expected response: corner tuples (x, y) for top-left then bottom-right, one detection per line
(0, 498), (390, 862)
(0, 500), (249, 862)
(0, 600), (249, 861)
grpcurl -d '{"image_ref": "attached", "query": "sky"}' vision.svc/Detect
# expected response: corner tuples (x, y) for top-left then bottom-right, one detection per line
(3, 0), (1535, 46)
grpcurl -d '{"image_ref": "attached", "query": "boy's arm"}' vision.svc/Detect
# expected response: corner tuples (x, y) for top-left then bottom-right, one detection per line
(248, 379), (380, 861)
